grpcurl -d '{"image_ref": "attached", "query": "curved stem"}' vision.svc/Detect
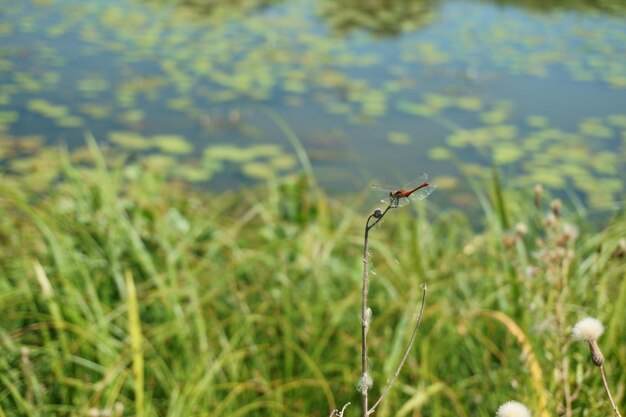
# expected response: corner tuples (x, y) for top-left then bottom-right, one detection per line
(361, 204), (393, 417)
(361, 216), (372, 416)
(368, 284), (427, 415)
(600, 365), (622, 417)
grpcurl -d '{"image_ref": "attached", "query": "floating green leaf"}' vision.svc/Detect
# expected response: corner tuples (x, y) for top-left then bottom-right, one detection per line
(0, 111), (19, 124)
(269, 154), (297, 170)
(27, 99), (69, 119)
(153, 135), (193, 155)
(493, 143), (523, 164)
(428, 147), (453, 161)
(579, 118), (613, 139)
(241, 162), (274, 179)
(56, 115), (83, 128)
(607, 114), (626, 129)
(480, 109), (508, 125)
(387, 132), (411, 145)
(108, 131), (152, 150)
(177, 165), (212, 182)
(455, 96), (483, 112)
(526, 115), (549, 128)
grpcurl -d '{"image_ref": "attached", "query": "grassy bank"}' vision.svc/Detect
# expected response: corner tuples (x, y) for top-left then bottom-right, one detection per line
(1, 147), (625, 417)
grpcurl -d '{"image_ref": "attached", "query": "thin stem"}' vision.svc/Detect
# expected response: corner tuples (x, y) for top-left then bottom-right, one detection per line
(361, 204), (394, 417)
(328, 402), (351, 417)
(368, 284), (427, 416)
(600, 365), (622, 417)
(361, 217), (371, 417)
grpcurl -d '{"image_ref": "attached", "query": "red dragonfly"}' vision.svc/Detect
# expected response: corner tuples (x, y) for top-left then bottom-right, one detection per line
(371, 173), (436, 207)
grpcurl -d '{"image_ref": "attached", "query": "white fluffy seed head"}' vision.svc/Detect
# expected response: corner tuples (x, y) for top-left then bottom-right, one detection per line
(572, 317), (604, 341)
(496, 401), (532, 417)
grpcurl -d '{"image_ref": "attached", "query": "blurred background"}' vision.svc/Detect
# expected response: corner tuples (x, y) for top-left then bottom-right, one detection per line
(1, 0), (626, 208)
(2, 1), (626, 416)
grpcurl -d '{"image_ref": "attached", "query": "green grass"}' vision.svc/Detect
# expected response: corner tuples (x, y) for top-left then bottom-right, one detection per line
(0, 147), (625, 417)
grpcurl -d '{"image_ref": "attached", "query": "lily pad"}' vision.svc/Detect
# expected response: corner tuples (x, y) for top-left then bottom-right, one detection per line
(241, 162), (274, 179)
(27, 99), (69, 119)
(142, 154), (176, 172)
(493, 143), (523, 164)
(455, 96), (483, 112)
(153, 134), (193, 154)
(108, 131), (152, 150)
(177, 165), (213, 182)
(526, 115), (549, 128)
(79, 104), (111, 119)
(579, 118), (613, 139)
(56, 115), (83, 128)
(435, 175), (458, 190)
(428, 147), (453, 160)
(0, 111), (19, 124)
(397, 100), (439, 117)
(480, 109), (509, 125)
(269, 154), (297, 170)
(76, 76), (109, 94)
(120, 109), (145, 124)
(607, 114), (626, 129)
(387, 132), (411, 145)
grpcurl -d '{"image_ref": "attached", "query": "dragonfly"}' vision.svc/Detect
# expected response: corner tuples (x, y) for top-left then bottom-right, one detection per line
(371, 173), (436, 207)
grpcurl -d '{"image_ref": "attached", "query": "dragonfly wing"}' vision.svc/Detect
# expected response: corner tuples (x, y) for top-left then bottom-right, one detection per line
(408, 182), (436, 201)
(371, 184), (396, 192)
(392, 196), (410, 207)
(401, 173), (429, 190)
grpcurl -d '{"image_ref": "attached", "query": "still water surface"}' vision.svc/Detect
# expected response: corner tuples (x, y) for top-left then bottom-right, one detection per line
(1, 0), (625, 207)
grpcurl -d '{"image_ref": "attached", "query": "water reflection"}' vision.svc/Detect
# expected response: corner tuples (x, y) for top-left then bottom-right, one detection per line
(154, 0), (283, 16)
(480, 0), (626, 13)
(316, 0), (438, 36)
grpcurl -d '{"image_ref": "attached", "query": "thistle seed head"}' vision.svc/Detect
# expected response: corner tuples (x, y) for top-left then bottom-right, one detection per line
(573, 317), (606, 367)
(572, 317), (604, 342)
(496, 400), (532, 417)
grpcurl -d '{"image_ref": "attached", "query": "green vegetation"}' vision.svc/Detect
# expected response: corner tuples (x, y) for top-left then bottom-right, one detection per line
(316, 0), (436, 36)
(479, 0), (626, 14)
(151, 0), (281, 16)
(1, 144), (625, 416)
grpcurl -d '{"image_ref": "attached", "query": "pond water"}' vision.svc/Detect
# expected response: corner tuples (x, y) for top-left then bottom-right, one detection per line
(1, 0), (625, 208)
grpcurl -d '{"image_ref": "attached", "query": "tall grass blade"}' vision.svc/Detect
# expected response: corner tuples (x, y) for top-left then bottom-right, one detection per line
(125, 271), (144, 417)
(491, 166), (510, 230)
(477, 310), (549, 417)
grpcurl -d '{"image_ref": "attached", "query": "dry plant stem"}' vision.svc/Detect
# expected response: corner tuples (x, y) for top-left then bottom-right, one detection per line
(600, 365), (622, 417)
(362, 204), (394, 417)
(328, 402), (351, 417)
(368, 284), (427, 416)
